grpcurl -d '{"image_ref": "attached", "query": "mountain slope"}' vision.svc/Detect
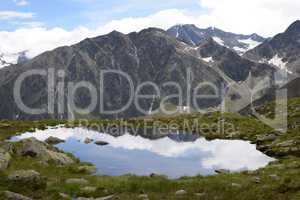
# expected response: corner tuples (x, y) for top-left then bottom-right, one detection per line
(0, 28), (275, 120)
(244, 20), (300, 76)
(167, 24), (266, 54)
(0, 29), (225, 120)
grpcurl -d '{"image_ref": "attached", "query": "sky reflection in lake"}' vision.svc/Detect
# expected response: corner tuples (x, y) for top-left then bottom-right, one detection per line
(13, 127), (275, 178)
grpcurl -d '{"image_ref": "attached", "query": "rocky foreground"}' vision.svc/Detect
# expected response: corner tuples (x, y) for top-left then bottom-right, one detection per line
(0, 99), (300, 199)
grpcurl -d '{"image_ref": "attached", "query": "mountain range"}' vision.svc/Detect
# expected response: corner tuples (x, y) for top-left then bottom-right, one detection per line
(167, 24), (266, 55)
(1, 21), (300, 120)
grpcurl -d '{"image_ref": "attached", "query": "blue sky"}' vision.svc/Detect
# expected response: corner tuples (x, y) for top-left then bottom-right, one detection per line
(0, 0), (298, 62)
(0, 0), (202, 31)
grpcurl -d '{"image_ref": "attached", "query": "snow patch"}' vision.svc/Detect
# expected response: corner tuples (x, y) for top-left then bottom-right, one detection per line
(268, 55), (293, 74)
(233, 46), (247, 54)
(202, 57), (214, 63)
(212, 37), (225, 46)
(238, 38), (261, 51)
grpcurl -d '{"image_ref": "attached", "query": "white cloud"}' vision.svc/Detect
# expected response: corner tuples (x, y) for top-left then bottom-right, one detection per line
(197, 0), (300, 37)
(0, 11), (34, 20)
(0, 0), (299, 65)
(13, 0), (29, 6)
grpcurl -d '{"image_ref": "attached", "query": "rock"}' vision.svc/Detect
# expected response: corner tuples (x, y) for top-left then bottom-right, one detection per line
(0, 152), (11, 171)
(8, 170), (46, 189)
(77, 165), (97, 174)
(94, 141), (109, 146)
(175, 190), (187, 195)
(231, 183), (242, 188)
(252, 177), (261, 184)
(76, 195), (115, 200)
(276, 140), (294, 147)
(3, 191), (33, 200)
(269, 174), (280, 181)
(195, 192), (207, 197)
(81, 186), (97, 193)
(45, 136), (65, 145)
(257, 134), (277, 143)
(95, 195), (115, 200)
(19, 138), (74, 165)
(215, 169), (230, 174)
(84, 138), (94, 144)
(59, 193), (71, 199)
(66, 178), (89, 185)
(138, 194), (149, 199)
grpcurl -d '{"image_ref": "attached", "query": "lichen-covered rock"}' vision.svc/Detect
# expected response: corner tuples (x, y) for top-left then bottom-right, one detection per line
(18, 138), (74, 165)
(65, 178), (89, 185)
(175, 190), (187, 195)
(0, 152), (11, 171)
(2, 191), (33, 200)
(81, 186), (97, 193)
(8, 170), (46, 189)
(45, 136), (65, 145)
(77, 165), (97, 174)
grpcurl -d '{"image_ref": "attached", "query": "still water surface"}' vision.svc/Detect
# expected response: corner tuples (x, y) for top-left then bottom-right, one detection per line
(12, 127), (275, 178)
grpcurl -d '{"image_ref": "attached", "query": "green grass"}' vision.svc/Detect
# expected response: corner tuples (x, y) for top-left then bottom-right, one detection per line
(1, 98), (300, 199)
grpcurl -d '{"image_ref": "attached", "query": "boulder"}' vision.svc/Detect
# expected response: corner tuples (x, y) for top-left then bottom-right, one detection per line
(45, 136), (65, 145)
(231, 183), (242, 188)
(77, 165), (97, 174)
(65, 178), (89, 185)
(269, 174), (280, 181)
(276, 140), (294, 147)
(59, 193), (71, 199)
(76, 195), (115, 200)
(2, 191), (33, 200)
(0, 152), (11, 171)
(81, 186), (97, 193)
(138, 194), (149, 199)
(84, 138), (94, 144)
(8, 170), (46, 189)
(257, 134), (277, 143)
(195, 193), (207, 197)
(19, 138), (74, 165)
(252, 177), (261, 184)
(94, 141), (109, 146)
(175, 190), (187, 195)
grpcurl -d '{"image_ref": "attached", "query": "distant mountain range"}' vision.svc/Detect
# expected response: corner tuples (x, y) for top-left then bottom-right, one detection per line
(0, 51), (28, 68)
(167, 24), (266, 55)
(1, 21), (300, 120)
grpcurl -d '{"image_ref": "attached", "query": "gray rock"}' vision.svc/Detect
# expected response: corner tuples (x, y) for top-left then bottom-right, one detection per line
(257, 134), (277, 142)
(3, 191), (33, 200)
(269, 174), (280, 181)
(175, 189), (187, 195)
(0, 152), (11, 171)
(76, 195), (115, 200)
(195, 192), (207, 197)
(66, 178), (89, 185)
(81, 186), (97, 193)
(45, 136), (65, 145)
(276, 140), (294, 147)
(252, 177), (261, 184)
(77, 165), (97, 174)
(138, 194), (149, 199)
(8, 170), (46, 189)
(59, 193), (71, 199)
(19, 138), (74, 165)
(231, 183), (242, 188)
(84, 138), (94, 144)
